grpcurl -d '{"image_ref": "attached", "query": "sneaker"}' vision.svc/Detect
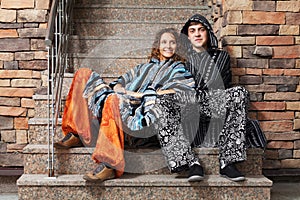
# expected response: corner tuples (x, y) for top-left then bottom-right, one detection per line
(83, 163), (115, 182)
(188, 164), (204, 182)
(54, 132), (83, 149)
(220, 163), (245, 182)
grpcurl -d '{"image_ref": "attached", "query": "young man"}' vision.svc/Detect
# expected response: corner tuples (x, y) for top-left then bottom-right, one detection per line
(181, 14), (249, 182)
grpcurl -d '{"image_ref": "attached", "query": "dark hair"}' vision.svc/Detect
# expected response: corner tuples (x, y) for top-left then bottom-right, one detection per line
(149, 28), (186, 62)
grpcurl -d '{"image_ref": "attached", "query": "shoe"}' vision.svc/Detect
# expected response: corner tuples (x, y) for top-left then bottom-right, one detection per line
(83, 163), (115, 182)
(188, 164), (204, 182)
(220, 163), (245, 182)
(54, 132), (83, 149)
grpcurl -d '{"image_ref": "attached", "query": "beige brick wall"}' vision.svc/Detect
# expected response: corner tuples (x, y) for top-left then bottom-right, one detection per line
(212, 0), (300, 171)
(0, 0), (50, 165)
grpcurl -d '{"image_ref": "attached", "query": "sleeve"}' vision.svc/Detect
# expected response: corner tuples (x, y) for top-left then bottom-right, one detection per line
(109, 64), (143, 88)
(219, 51), (232, 89)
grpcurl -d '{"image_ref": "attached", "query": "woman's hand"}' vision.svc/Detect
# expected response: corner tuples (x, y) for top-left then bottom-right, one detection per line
(157, 89), (176, 95)
(113, 84), (126, 94)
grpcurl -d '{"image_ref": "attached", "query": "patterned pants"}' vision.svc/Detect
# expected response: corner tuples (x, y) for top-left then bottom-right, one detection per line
(156, 95), (199, 173)
(196, 86), (249, 167)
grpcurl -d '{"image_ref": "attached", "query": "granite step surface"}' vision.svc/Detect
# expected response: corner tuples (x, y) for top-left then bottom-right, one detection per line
(23, 144), (264, 176)
(17, 174), (273, 200)
(74, 0), (209, 7)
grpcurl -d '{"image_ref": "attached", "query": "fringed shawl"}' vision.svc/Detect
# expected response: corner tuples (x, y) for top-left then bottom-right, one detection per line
(83, 58), (196, 131)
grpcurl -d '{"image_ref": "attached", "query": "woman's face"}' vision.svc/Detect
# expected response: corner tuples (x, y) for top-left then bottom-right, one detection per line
(159, 32), (177, 60)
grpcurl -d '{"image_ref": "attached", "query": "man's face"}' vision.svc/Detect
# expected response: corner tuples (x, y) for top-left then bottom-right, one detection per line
(187, 23), (208, 52)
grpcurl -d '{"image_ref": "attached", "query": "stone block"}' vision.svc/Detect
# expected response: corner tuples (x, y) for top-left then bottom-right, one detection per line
(277, 1), (300, 12)
(243, 11), (285, 24)
(279, 25), (299, 35)
(0, 116), (13, 129)
(239, 75), (262, 85)
(222, 36), (255, 46)
(36, 0), (51, 9)
(11, 79), (42, 88)
(257, 112), (294, 121)
(226, 11), (242, 24)
(15, 52), (34, 61)
(278, 149), (293, 159)
(0, 70), (33, 79)
(237, 59), (268, 68)
(256, 36), (294, 46)
(1, 0), (34, 9)
(267, 141), (294, 149)
(0, 80), (10, 87)
(286, 102), (300, 111)
(276, 84), (297, 92)
(0, 38), (30, 52)
(273, 46), (300, 59)
(4, 61), (18, 69)
(253, 1), (275, 11)
(281, 159), (300, 168)
(253, 46), (273, 57)
(0, 106), (27, 117)
(246, 68), (262, 76)
(19, 60), (47, 70)
(263, 69), (284, 76)
(0, 130), (16, 143)
(295, 140), (300, 149)
(0, 9), (16, 23)
(16, 130), (28, 143)
(294, 150), (300, 158)
(0, 88), (34, 97)
(34, 51), (47, 60)
(21, 98), (35, 108)
(286, 12), (300, 25)
(18, 28), (46, 38)
(245, 85), (276, 93)
(270, 59), (295, 69)
(0, 29), (18, 38)
(17, 10), (47, 23)
(284, 69), (300, 76)
(0, 153), (23, 166)
(0, 52), (14, 61)
(263, 76), (299, 85)
(31, 39), (46, 50)
(224, 0), (252, 10)
(0, 97), (21, 107)
(238, 25), (279, 35)
(293, 119), (300, 130)
(264, 149), (279, 160)
(14, 118), (29, 130)
(250, 102), (285, 111)
(264, 92), (300, 101)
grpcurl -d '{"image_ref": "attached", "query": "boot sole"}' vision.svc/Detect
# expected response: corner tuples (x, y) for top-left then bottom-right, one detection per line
(220, 174), (245, 182)
(188, 175), (204, 182)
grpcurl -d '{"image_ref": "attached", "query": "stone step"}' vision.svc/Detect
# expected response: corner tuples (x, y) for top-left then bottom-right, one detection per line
(73, 6), (206, 22)
(75, 0), (208, 7)
(17, 174), (273, 200)
(23, 144), (264, 176)
(73, 21), (190, 37)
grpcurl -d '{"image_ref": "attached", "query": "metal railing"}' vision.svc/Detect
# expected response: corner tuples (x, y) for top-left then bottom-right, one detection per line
(45, 0), (75, 177)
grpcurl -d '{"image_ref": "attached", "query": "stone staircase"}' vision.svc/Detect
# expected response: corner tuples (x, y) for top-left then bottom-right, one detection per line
(17, 0), (273, 199)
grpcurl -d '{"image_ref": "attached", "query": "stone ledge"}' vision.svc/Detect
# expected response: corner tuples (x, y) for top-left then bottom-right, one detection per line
(17, 174), (273, 187)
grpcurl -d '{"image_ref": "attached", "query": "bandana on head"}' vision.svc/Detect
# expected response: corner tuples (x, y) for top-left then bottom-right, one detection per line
(180, 14), (218, 51)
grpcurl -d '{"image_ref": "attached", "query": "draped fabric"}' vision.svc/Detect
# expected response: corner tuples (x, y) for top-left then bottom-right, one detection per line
(83, 58), (196, 131)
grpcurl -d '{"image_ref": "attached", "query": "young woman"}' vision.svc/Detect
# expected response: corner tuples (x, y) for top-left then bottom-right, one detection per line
(55, 28), (203, 182)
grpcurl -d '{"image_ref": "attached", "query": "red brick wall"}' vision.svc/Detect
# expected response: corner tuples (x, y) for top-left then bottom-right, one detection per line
(213, 0), (300, 172)
(0, 0), (50, 165)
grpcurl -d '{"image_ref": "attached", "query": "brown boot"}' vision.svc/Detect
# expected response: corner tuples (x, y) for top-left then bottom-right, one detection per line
(54, 132), (83, 149)
(83, 163), (115, 182)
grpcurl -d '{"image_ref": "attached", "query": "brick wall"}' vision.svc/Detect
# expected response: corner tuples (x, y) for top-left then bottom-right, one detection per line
(0, 0), (50, 166)
(212, 0), (300, 173)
